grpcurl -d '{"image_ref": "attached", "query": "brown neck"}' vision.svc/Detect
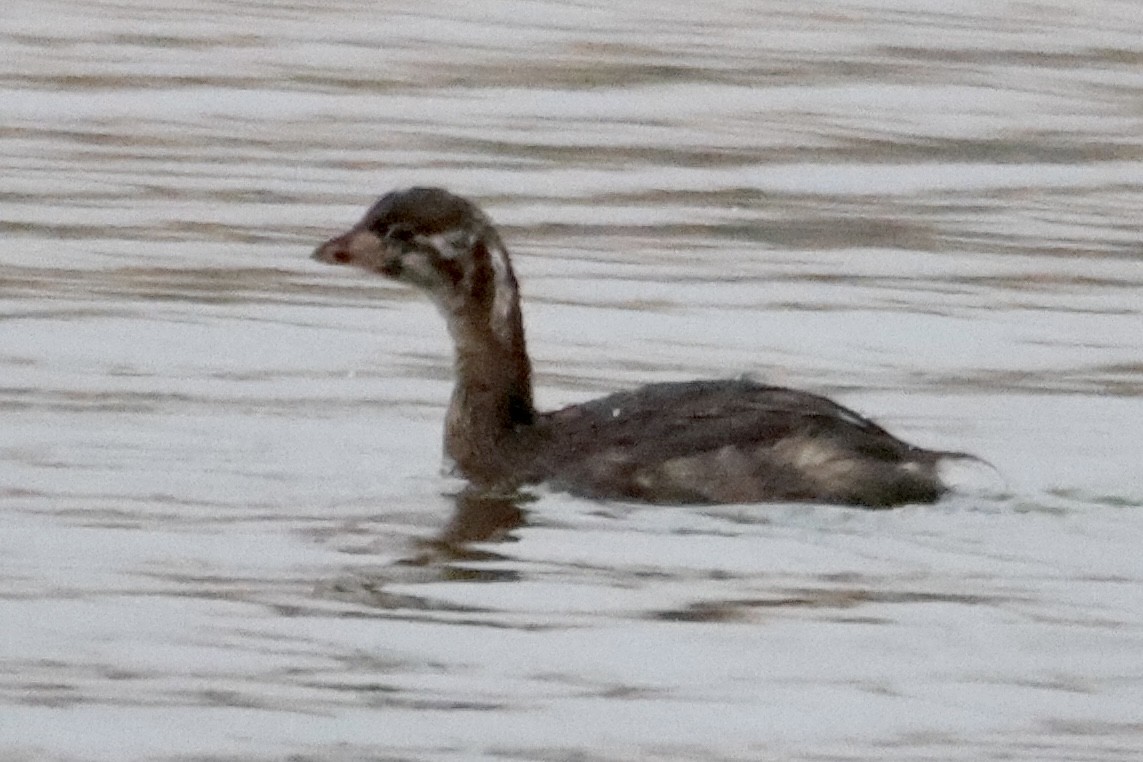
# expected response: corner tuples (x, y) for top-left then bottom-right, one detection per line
(443, 302), (536, 484)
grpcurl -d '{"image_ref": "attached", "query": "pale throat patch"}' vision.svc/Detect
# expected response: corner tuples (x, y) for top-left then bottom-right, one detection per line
(425, 229), (518, 343)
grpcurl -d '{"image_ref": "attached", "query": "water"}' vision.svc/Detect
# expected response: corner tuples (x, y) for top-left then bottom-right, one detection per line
(3, 1), (1142, 759)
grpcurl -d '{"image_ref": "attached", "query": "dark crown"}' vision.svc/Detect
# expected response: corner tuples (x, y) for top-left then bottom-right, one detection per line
(363, 187), (480, 237)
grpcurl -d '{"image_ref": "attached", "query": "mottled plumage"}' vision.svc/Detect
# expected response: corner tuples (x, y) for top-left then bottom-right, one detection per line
(313, 187), (966, 507)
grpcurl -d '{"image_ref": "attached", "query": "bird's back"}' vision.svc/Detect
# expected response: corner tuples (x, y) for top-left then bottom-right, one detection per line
(533, 379), (944, 507)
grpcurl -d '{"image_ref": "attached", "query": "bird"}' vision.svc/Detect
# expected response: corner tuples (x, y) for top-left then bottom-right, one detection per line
(313, 187), (973, 507)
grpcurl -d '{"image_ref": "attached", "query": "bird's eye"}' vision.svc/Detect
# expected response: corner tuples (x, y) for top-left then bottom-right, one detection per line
(385, 225), (416, 245)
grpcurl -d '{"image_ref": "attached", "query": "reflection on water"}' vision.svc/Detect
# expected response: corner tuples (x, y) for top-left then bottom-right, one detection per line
(2, 0), (1142, 759)
(431, 490), (529, 548)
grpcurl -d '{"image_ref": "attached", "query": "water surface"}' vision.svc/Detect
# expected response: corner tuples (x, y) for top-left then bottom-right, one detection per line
(2, 1), (1142, 759)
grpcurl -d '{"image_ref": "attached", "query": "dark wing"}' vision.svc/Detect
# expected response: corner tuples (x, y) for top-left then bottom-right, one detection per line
(544, 379), (922, 462)
(535, 379), (943, 506)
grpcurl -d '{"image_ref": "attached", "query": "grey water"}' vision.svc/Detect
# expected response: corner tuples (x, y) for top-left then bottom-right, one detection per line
(2, 1), (1142, 759)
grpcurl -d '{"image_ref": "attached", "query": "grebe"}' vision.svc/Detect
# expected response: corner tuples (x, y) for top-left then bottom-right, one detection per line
(313, 187), (967, 507)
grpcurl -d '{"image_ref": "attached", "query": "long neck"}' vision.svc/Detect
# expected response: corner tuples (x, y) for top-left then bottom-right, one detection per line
(442, 295), (536, 484)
